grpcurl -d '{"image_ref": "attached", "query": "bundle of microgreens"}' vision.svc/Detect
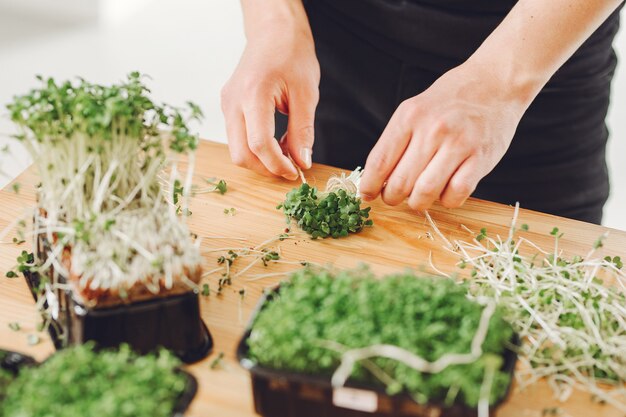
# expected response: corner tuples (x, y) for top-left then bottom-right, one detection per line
(6, 73), (203, 304)
(277, 168), (373, 239)
(449, 204), (626, 410)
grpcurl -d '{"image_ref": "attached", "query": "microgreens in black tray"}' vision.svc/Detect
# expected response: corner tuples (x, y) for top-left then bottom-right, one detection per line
(5, 72), (208, 308)
(1, 343), (190, 417)
(246, 266), (515, 408)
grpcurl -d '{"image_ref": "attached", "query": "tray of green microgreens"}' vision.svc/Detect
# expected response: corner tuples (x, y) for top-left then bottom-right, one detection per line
(0, 343), (196, 417)
(6, 73), (212, 362)
(237, 266), (518, 417)
(277, 169), (372, 239)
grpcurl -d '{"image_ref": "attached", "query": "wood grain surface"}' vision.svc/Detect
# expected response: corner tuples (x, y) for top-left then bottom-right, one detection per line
(1, 141), (625, 416)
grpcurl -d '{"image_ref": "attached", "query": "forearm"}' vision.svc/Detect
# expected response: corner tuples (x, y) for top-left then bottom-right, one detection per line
(467, 0), (623, 109)
(240, 0), (312, 39)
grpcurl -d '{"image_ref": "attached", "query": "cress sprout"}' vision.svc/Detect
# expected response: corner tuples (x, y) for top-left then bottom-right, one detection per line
(6, 73), (203, 307)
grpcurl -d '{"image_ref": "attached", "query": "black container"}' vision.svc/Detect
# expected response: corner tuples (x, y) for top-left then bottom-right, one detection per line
(0, 348), (197, 416)
(24, 267), (212, 363)
(237, 289), (518, 417)
(0, 349), (36, 375)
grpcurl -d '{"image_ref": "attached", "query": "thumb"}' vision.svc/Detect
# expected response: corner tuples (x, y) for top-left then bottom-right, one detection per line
(286, 90), (317, 170)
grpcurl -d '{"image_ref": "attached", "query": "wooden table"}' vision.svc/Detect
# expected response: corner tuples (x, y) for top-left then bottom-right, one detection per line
(1, 141), (625, 416)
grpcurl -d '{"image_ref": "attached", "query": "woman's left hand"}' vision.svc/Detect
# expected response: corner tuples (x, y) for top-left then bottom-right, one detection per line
(359, 62), (531, 211)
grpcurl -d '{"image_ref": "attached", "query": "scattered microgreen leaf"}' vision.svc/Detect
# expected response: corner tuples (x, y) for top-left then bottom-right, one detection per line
(201, 283), (210, 297)
(210, 352), (225, 370)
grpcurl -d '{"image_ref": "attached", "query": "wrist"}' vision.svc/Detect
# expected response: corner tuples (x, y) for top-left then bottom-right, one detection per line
(242, 0), (312, 42)
(464, 50), (547, 113)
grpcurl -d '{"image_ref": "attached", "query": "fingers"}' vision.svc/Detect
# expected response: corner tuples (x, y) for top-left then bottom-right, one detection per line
(439, 157), (482, 208)
(407, 144), (469, 211)
(359, 101), (414, 201)
(242, 101), (298, 180)
(223, 109), (274, 177)
(285, 89), (318, 170)
(380, 133), (437, 206)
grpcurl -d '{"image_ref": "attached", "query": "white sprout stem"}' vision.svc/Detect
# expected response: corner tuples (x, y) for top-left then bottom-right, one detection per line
(111, 230), (156, 262)
(428, 250), (451, 278)
(233, 257), (263, 279)
(330, 301), (496, 387)
(202, 266), (224, 278)
(478, 361), (497, 417)
(181, 152), (195, 224)
(424, 210), (455, 251)
(324, 167), (362, 195)
(287, 154), (307, 184)
(245, 270), (300, 281)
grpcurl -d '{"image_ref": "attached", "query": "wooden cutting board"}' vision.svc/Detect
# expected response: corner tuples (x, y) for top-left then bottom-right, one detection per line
(1, 140), (625, 417)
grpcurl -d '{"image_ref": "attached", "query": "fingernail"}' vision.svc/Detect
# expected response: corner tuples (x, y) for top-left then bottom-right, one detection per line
(284, 172), (299, 181)
(300, 147), (312, 170)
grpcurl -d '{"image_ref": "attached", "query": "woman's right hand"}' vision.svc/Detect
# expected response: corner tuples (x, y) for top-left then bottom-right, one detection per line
(221, 1), (320, 180)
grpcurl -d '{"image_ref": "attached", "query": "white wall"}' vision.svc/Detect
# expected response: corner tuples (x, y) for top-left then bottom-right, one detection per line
(0, 0), (625, 229)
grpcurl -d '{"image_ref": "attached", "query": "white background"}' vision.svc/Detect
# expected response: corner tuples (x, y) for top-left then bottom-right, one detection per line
(0, 0), (624, 229)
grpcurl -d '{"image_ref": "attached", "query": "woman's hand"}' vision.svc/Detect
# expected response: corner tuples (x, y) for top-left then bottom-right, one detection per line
(359, 62), (529, 211)
(221, 1), (320, 180)
(359, 0), (623, 212)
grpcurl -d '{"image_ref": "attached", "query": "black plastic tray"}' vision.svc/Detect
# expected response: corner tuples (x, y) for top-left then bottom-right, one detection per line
(24, 267), (212, 363)
(237, 288), (518, 417)
(0, 348), (197, 416)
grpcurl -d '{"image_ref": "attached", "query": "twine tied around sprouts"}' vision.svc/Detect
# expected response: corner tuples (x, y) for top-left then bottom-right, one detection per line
(288, 154), (363, 197)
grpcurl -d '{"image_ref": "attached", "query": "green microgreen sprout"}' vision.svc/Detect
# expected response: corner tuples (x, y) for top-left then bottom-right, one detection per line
(542, 407), (562, 416)
(223, 207), (236, 216)
(593, 234), (606, 250)
(8, 322), (20, 331)
(201, 283), (210, 297)
(11, 183), (20, 194)
(212, 179), (228, 195)
(449, 203), (626, 410)
(202, 233), (306, 291)
(210, 352), (225, 370)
